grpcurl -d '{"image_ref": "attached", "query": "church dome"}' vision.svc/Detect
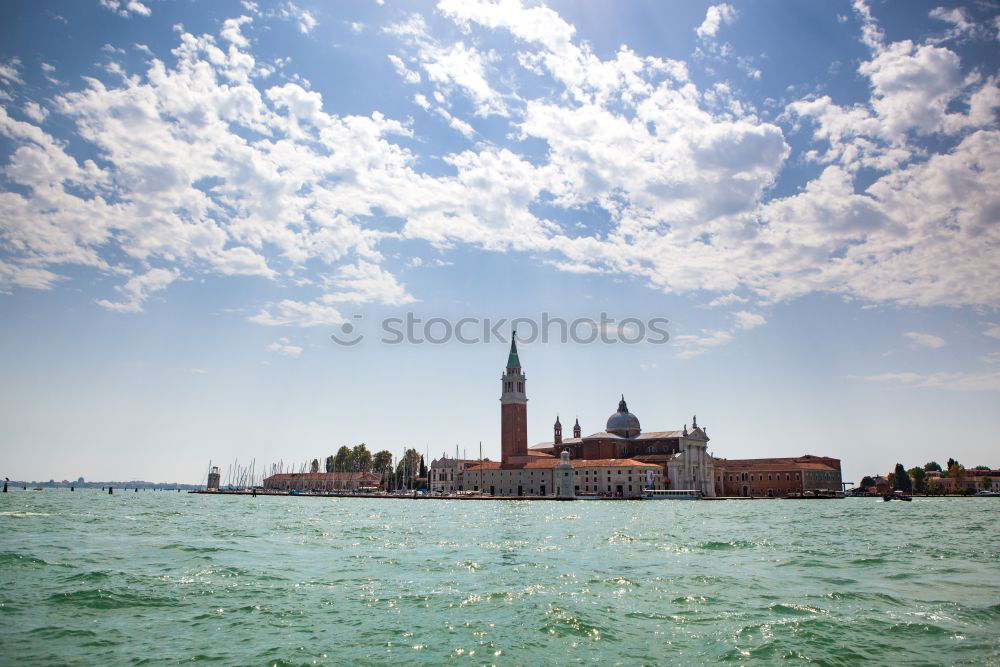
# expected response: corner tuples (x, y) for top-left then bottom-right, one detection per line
(606, 395), (640, 437)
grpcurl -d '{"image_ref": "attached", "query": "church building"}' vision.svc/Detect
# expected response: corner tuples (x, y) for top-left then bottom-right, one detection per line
(530, 399), (716, 497)
(434, 335), (683, 498)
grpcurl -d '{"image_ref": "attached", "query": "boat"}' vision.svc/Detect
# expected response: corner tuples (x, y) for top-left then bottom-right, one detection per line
(974, 490), (999, 497)
(883, 491), (912, 502)
(642, 489), (704, 500)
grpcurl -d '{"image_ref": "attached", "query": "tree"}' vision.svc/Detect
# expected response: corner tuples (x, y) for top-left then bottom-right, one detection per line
(947, 458), (959, 470)
(893, 463), (912, 493)
(310, 459), (320, 473)
(859, 475), (875, 490)
(949, 463), (967, 494)
(334, 446), (353, 472)
(395, 448), (421, 489)
(924, 461), (942, 472)
(372, 450), (393, 474)
(325, 455), (335, 473)
(419, 455), (427, 478)
(973, 465), (990, 471)
(908, 466), (926, 493)
(351, 443), (373, 473)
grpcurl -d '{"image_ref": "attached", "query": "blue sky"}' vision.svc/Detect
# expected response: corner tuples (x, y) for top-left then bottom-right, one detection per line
(1, 0), (999, 484)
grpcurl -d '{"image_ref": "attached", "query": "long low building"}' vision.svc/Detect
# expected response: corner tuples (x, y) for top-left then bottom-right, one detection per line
(713, 455), (842, 497)
(439, 455), (662, 498)
(263, 471), (382, 492)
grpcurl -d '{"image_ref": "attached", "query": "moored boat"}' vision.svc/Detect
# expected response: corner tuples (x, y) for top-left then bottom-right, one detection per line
(642, 489), (704, 500)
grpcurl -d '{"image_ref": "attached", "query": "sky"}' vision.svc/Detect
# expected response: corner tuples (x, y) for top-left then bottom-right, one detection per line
(1, 0), (999, 485)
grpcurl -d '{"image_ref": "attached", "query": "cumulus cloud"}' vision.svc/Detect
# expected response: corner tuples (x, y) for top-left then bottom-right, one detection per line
(696, 4), (736, 40)
(903, 331), (946, 349)
(96, 267), (179, 312)
(320, 260), (415, 305)
(2, 0), (1000, 347)
(280, 2), (317, 34)
(0, 57), (24, 85)
(98, 0), (151, 18)
(733, 311), (766, 330)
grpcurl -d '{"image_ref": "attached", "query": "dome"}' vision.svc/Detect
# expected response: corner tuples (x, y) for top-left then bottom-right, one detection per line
(606, 395), (641, 437)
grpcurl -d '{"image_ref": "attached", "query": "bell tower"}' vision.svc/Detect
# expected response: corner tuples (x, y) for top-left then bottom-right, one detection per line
(554, 415), (562, 445)
(500, 330), (528, 462)
(573, 417), (581, 439)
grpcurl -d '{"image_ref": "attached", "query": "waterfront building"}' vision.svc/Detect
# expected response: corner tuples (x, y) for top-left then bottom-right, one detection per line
(263, 471), (381, 492)
(925, 468), (1000, 493)
(529, 400), (716, 497)
(713, 456), (843, 497)
(428, 457), (483, 494)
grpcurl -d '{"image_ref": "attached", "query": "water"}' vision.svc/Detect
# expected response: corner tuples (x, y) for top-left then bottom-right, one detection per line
(1, 491), (998, 665)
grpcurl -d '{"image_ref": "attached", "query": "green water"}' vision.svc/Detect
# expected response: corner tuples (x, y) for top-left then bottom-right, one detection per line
(1, 491), (998, 665)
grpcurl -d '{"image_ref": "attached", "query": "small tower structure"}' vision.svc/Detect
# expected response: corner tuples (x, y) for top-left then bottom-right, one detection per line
(207, 466), (221, 491)
(573, 418), (581, 439)
(554, 415), (562, 445)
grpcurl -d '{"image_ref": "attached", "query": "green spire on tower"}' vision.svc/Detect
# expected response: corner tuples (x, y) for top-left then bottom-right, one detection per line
(506, 330), (521, 369)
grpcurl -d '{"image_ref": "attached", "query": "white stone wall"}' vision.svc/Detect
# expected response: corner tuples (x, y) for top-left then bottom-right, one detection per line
(666, 439), (716, 496)
(460, 465), (660, 498)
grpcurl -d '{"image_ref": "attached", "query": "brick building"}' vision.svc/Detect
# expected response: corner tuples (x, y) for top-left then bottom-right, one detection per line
(714, 455), (843, 497)
(263, 471), (382, 492)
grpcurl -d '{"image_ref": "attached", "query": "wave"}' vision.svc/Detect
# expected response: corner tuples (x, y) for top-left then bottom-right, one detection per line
(46, 588), (177, 610)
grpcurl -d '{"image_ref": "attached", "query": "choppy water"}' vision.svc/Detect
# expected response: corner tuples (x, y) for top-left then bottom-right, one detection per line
(1, 491), (998, 665)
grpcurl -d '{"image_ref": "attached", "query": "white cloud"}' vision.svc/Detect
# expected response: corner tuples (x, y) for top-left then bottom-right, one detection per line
(0, 57), (24, 85)
(0, 260), (62, 291)
(321, 260), (415, 305)
(903, 331), (946, 348)
(23, 102), (48, 123)
(860, 370), (1000, 392)
(3, 0), (1000, 341)
(984, 324), (1000, 340)
(435, 106), (475, 138)
(696, 4), (736, 40)
(96, 267), (179, 312)
(280, 2), (317, 34)
(387, 54), (421, 84)
(266, 336), (303, 358)
(250, 300), (345, 327)
(673, 329), (734, 360)
(733, 310), (766, 330)
(705, 293), (747, 308)
(221, 16), (253, 48)
(928, 6), (976, 41)
(98, 0), (151, 18)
